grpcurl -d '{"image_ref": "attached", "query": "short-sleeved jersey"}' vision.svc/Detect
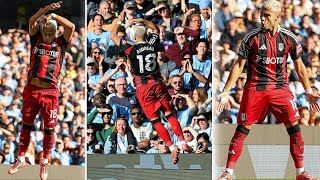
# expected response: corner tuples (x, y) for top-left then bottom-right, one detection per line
(238, 26), (303, 90)
(123, 33), (162, 86)
(29, 32), (68, 87)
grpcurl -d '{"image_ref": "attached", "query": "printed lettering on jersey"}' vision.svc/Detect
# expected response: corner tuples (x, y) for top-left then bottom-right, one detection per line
(241, 113), (246, 121)
(34, 46), (59, 58)
(255, 55), (284, 64)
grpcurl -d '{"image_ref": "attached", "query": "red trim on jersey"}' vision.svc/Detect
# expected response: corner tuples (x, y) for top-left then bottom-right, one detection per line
(125, 46), (133, 55)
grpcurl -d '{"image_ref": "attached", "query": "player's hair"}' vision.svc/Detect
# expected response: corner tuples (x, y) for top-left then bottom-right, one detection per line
(261, 0), (282, 14)
(134, 26), (147, 40)
(40, 19), (58, 31)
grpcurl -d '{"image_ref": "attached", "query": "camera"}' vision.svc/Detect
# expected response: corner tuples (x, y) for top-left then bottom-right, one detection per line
(127, 145), (137, 154)
(198, 142), (204, 149)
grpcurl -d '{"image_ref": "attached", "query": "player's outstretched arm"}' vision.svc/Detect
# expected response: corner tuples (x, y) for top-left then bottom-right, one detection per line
(29, 1), (62, 36)
(294, 58), (320, 112)
(217, 57), (246, 113)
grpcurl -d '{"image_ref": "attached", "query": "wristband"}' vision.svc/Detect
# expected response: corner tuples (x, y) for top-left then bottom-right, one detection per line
(306, 88), (313, 95)
(51, 13), (57, 20)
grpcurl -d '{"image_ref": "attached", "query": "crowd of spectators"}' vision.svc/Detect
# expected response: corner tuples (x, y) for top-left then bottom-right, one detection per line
(0, 23), (86, 165)
(87, 0), (212, 154)
(213, 0), (320, 126)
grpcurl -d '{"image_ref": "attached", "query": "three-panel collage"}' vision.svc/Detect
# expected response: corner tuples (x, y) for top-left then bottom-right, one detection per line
(0, 0), (320, 179)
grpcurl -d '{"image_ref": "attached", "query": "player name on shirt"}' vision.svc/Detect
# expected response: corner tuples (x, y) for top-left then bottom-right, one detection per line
(136, 46), (154, 54)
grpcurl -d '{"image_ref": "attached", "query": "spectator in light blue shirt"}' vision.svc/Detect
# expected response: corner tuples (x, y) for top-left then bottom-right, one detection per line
(51, 141), (72, 166)
(192, 38), (212, 88)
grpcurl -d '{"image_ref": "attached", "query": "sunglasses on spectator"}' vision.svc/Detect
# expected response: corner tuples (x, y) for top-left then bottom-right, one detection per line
(196, 118), (206, 121)
(103, 111), (113, 115)
(87, 132), (94, 136)
(4, 146), (10, 149)
(176, 33), (184, 36)
(173, 81), (182, 85)
(183, 57), (192, 60)
(93, 51), (101, 54)
(183, 130), (190, 133)
(131, 112), (141, 116)
(108, 84), (115, 88)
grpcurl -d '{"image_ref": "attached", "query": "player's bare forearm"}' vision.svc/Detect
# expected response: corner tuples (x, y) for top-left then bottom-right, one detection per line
(29, 6), (50, 35)
(222, 57), (246, 93)
(142, 20), (159, 34)
(293, 58), (311, 91)
(54, 15), (75, 42)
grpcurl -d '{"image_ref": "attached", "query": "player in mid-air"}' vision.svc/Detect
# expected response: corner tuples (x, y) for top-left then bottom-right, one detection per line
(7, 1), (75, 180)
(217, 0), (320, 179)
(110, 11), (193, 164)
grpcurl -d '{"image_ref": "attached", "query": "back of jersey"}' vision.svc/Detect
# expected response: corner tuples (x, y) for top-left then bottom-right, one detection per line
(127, 33), (161, 85)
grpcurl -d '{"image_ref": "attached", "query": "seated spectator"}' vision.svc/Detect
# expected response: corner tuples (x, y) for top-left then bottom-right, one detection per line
(157, 45), (177, 82)
(172, 93), (197, 127)
(130, 106), (152, 152)
(135, 0), (155, 18)
(165, 27), (200, 68)
(299, 106), (311, 126)
(90, 47), (109, 73)
(87, 57), (103, 98)
(146, 131), (169, 154)
(104, 117), (137, 154)
(195, 132), (211, 153)
(192, 87), (208, 113)
(107, 77), (139, 109)
(51, 140), (73, 166)
(87, 14), (113, 55)
(1, 140), (14, 164)
(176, 126), (198, 153)
(168, 75), (193, 96)
(192, 38), (212, 87)
(87, 125), (99, 154)
(99, 54), (134, 92)
(169, 51), (207, 90)
(192, 113), (212, 146)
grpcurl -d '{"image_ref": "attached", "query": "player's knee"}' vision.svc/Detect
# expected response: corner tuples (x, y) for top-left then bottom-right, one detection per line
(236, 125), (250, 135)
(44, 128), (55, 135)
(151, 118), (161, 126)
(286, 124), (301, 135)
(22, 123), (34, 131)
(165, 113), (174, 120)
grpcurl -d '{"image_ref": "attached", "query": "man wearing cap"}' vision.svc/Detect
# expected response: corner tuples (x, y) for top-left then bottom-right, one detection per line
(87, 57), (103, 98)
(146, 131), (169, 154)
(8, 2), (75, 180)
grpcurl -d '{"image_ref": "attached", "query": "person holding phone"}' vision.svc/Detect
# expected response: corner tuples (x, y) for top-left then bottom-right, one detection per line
(195, 133), (211, 153)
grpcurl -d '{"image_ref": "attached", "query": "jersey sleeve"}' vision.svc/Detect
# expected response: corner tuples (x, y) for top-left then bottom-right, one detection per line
(238, 37), (251, 59)
(289, 35), (303, 60)
(147, 33), (160, 47)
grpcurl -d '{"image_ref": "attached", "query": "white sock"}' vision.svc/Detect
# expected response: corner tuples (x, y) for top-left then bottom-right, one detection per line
(169, 145), (175, 152)
(296, 167), (305, 175)
(19, 156), (25, 162)
(226, 168), (233, 175)
(42, 158), (49, 165)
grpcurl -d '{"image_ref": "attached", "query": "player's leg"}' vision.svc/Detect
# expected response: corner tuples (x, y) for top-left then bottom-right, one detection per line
(219, 88), (269, 179)
(269, 88), (318, 179)
(8, 85), (40, 175)
(39, 91), (59, 180)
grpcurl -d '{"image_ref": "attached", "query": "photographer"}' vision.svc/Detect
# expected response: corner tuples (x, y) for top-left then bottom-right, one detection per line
(195, 132), (211, 153)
